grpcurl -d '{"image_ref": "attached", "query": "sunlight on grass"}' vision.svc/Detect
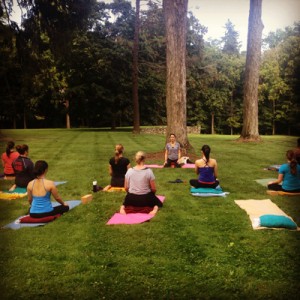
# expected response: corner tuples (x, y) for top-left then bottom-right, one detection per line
(0, 130), (299, 299)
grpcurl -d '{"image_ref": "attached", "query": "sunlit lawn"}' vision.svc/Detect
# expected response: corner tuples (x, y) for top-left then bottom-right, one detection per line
(0, 129), (299, 299)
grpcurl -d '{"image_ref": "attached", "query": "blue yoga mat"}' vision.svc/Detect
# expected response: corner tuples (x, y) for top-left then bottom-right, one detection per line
(2, 200), (81, 230)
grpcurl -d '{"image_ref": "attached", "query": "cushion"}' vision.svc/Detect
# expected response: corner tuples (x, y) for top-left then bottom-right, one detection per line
(259, 214), (297, 229)
(19, 214), (61, 223)
(190, 187), (223, 194)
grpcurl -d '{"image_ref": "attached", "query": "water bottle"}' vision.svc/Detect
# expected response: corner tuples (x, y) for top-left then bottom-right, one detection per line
(93, 180), (98, 192)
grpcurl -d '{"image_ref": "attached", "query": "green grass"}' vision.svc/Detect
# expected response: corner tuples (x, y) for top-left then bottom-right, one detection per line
(0, 129), (299, 299)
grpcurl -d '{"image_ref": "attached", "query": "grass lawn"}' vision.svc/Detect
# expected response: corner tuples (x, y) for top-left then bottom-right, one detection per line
(0, 129), (299, 299)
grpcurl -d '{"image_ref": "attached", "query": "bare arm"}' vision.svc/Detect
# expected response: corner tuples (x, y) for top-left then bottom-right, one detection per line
(178, 148), (181, 159)
(124, 178), (129, 192)
(268, 174), (284, 185)
(50, 183), (68, 206)
(214, 161), (218, 178)
(27, 182), (33, 205)
(150, 179), (156, 193)
(164, 149), (168, 163)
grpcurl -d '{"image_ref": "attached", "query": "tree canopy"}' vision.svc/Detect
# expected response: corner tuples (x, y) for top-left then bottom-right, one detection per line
(0, 0), (299, 135)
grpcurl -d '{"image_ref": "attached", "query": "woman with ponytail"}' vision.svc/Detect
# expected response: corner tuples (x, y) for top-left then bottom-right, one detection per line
(1, 141), (19, 178)
(119, 151), (162, 215)
(103, 144), (130, 191)
(268, 150), (300, 192)
(27, 160), (69, 218)
(189, 145), (219, 188)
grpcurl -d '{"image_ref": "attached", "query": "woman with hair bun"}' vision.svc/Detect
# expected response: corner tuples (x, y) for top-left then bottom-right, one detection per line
(120, 151), (162, 215)
(9, 144), (34, 191)
(103, 144), (131, 191)
(1, 141), (19, 178)
(267, 150), (300, 192)
(189, 145), (219, 188)
(27, 160), (69, 218)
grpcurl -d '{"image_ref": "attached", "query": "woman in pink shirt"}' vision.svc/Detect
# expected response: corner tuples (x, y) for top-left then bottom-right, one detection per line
(1, 141), (19, 178)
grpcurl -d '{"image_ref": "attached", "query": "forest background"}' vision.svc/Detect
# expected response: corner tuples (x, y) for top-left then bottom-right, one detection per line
(0, 0), (300, 135)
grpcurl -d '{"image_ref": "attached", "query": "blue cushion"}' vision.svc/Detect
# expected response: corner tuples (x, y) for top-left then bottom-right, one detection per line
(190, 187), (223, 194)
(259, 214), (297, 229)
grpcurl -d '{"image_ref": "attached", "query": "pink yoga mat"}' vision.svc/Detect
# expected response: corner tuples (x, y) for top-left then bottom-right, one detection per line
(144, 164), (164, 168)
(181, 163), (195, 168)
(106, 195), (165, 225)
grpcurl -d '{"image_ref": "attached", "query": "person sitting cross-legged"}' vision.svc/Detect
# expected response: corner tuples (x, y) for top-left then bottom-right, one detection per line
(120, 151), (162, 215)
(27, 160), (69, 218)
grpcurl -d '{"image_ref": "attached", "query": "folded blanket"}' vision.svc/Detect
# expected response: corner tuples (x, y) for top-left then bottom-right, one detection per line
(106, 195), (165, 225)
(2, 200), (81, 230)
(0, 181), (67, 200)
(190, 187), (229, 197)
(234, 199), (299, 230)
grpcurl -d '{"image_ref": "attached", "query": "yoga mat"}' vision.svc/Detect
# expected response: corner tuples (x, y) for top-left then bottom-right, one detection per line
(255, 178), (277, 187)
(106, 195), (165, 225)
(264, 165), (281, 171)
(2, 200), (81, 230)
(234, 199), (299, 230)
(107, 213), (155, 225)
(144, 164), (164, 168)
(0, 181), (67, 200)
(181, 163), (195, 168)
(190, 187), (229, 197)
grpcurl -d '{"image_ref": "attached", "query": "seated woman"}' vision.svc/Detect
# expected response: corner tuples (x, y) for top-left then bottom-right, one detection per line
(27, 160), (69, 218)
(103, 144), (131, 191)
(267, 150), (300, 193)
(189, 144), (219, 188)
(120, 151), (163, 215)
(9, 144), (35, 191)
(1, 141), (19, 179)
(164, 133), (181, 168)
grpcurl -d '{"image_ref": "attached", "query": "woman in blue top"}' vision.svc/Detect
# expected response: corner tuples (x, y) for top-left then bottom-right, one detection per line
(189, 145), (219, 188)
(27, 160), (69, 218)
(268, 150), (300, 192)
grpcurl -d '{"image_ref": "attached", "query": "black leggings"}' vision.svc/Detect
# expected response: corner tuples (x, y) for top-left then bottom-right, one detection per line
(267, 183), (300, 193)
(189, 179), (220, 189)
(30, 205), (69, 218)
(164, 159), (181, 168)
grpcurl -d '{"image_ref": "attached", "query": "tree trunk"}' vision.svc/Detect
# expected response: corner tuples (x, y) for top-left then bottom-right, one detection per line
(65, 99), (71, 129)
(239, 0), (263, 141)
(132, 0), (140, 134)
(163, 0), (191, 153)
(211, 112), (215, 134)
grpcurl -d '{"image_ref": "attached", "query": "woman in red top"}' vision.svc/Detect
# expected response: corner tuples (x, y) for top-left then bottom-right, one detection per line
(1, 141), (19, 178)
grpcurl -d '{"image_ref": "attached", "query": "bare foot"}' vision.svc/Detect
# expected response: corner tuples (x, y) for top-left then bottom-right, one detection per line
(9, 185), (16, 192)
(149, 205), (158, 215)
(119, 205), (126, 215)
(103, 185), (111, 191)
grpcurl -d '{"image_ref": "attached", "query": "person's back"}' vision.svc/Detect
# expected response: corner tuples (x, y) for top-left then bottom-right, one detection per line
(13, 156), (34, 188)
(12, 144), (34, 188)
(280, 163), (300, 191)
(196, 158), (217, 183)
(29, 179), (53, 214)
(126, 167), (153, 195)
(109, 156), (130, 180)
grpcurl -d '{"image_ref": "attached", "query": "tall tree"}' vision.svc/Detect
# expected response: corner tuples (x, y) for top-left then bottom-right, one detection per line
(163, 0), (191, 152)
(239, 0), (263, 141)
(132, 0), (140, 133)
(222, 19), (240, 55)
